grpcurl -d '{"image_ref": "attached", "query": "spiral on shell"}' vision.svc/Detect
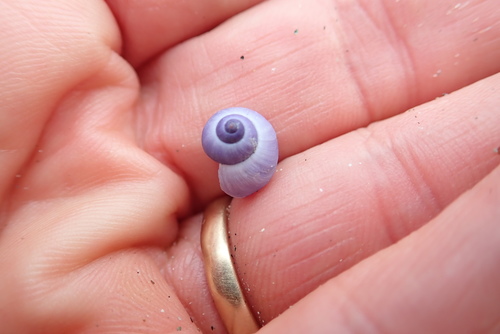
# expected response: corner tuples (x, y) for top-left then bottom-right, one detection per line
(202, 107), (279, 198)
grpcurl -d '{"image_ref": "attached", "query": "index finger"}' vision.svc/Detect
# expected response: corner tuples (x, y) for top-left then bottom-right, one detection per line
(136, 0), (500, 203)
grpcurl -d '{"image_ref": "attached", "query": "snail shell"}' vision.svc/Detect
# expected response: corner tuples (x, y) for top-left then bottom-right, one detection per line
(202, 107), (279, 198)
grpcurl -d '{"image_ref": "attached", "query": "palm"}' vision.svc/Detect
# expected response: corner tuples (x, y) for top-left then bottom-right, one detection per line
(1, 1), (499, 333)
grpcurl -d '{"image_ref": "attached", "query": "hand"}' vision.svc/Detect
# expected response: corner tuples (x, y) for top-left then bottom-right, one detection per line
(1, 0), (499, 333)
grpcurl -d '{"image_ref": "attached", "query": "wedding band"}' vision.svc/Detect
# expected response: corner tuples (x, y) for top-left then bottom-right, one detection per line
(201, 197), (260, 334)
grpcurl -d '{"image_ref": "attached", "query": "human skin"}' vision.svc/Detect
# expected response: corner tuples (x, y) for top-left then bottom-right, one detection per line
(0, 0), (499, 333)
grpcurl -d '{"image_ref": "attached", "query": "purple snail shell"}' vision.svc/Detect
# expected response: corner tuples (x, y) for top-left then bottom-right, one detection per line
(202, 107), (279, 198)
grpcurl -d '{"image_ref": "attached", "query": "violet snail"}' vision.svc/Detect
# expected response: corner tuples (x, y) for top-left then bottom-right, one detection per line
(201, 107), (279, 198)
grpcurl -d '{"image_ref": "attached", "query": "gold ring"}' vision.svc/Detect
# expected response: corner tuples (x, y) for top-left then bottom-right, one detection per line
(201, 197), (260, 334)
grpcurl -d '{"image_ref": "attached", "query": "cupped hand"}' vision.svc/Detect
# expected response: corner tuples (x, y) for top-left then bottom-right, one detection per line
(1, 0), (499, 333)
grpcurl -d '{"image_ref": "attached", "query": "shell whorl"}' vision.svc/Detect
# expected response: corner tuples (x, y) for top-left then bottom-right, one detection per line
(202, 107), (279, 198)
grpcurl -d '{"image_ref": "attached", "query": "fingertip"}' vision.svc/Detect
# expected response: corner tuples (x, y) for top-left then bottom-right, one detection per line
(105, 0), (265, 67)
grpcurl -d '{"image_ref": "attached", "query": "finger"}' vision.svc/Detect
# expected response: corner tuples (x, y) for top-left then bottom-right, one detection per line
(229, 73), (500, 323)
(105, 0), (265, 67)
(0, 1), (192, 332)
(0, 0), (119, 204)
(258, 164), (500, 334)
(159, 213), (230, 333)
(138, 0), (500, 202)
(158, 74), (500, 330)
(0, 0), (187, 257)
